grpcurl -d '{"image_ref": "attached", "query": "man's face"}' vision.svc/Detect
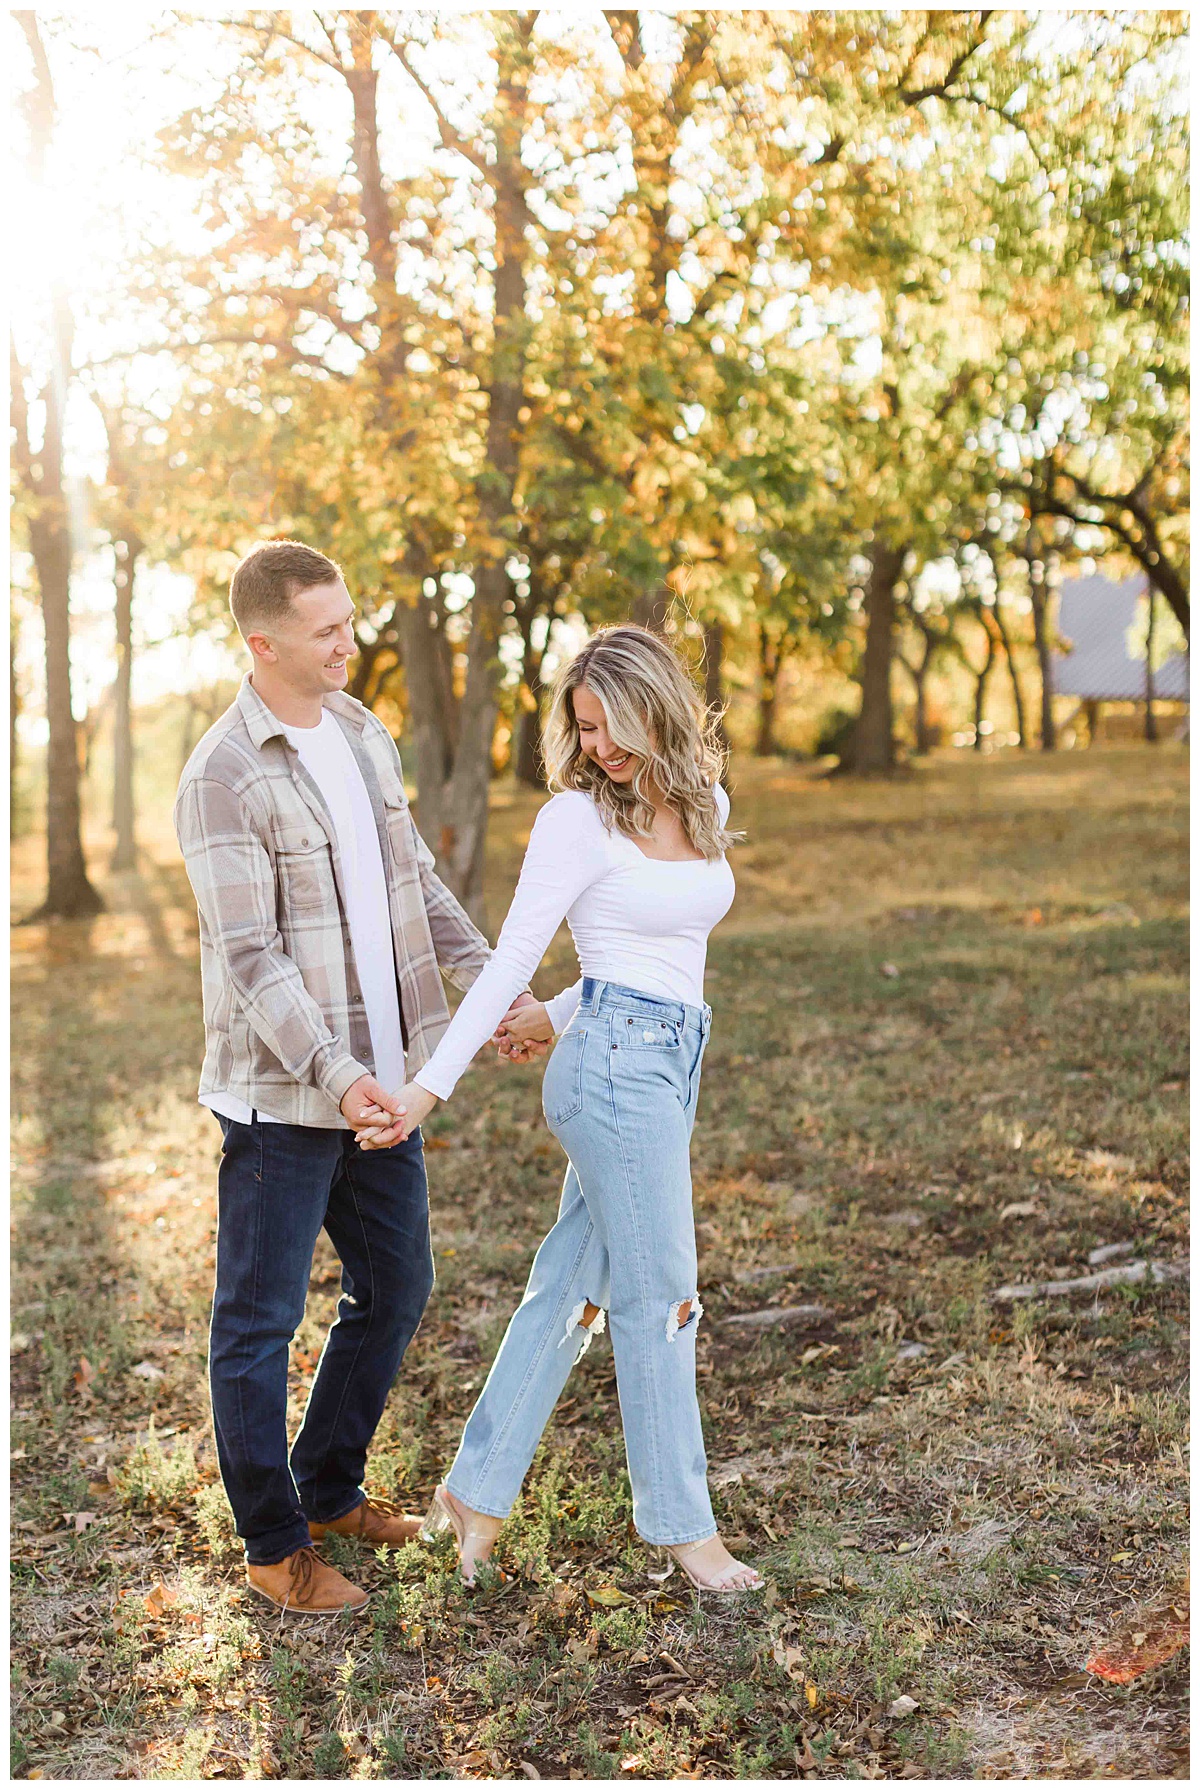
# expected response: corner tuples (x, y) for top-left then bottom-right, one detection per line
(248, 578), (358, 695)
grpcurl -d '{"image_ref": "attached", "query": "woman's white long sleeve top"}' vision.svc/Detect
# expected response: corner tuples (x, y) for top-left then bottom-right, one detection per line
(412, 785), (734, 1101)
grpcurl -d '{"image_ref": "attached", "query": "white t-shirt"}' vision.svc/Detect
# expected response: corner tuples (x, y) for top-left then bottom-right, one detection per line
(202, 711), (405, 1126)
(414, 784), (734, 1101)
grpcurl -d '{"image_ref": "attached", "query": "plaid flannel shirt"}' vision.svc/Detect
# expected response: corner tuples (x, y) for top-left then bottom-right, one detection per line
(174, 675), (493, 1128)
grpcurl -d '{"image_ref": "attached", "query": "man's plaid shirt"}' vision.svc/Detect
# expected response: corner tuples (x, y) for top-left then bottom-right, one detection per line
(174, 676), (493, 1128)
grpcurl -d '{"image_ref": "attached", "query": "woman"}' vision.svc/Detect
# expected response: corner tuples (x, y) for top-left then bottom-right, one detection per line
(355, 624), (763, 1594)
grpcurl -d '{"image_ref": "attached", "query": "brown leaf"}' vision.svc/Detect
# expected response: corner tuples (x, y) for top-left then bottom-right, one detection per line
(73, 1355), (94, 1391)
(143, 1582), (179, 1618)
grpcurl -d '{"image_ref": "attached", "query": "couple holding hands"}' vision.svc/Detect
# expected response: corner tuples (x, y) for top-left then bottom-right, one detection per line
(175, 539), (763, 1616)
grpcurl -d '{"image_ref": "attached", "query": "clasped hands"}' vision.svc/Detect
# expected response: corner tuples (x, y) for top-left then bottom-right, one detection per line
(343, 992), (556, 1151)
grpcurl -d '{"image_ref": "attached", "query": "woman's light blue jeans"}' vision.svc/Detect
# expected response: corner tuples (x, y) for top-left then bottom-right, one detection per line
(444, 978), (716, 1547)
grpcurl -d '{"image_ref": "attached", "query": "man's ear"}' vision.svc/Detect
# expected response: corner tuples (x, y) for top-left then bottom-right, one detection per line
(245, 629), (275, 663)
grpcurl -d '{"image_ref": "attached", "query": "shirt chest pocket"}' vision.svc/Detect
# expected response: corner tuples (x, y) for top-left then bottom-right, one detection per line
(274, 823), (333, 916)
(382, 793), (419, 882)
(614, 1012), (682, 1051)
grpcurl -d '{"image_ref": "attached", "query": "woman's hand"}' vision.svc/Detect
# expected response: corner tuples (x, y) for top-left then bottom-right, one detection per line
(354, 1082), (439, 1150)
(494, 1000), (554, 1063)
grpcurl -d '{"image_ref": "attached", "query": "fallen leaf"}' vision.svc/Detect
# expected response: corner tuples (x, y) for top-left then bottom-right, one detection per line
(889, 1694), (920, 1718)
(72, 1511), (99, 1533)
(1000, 1200), (1041, 1220)
(519, 1765), (541, 1780)
(131, 1360), (165, 1381)
(73, 1355), (94, 1390)
(586, 1584), (634, 1608)
(805, 1681), (819, 1709)
(772, 1642), (806, 1679)
(144, 1582), (180, 1618)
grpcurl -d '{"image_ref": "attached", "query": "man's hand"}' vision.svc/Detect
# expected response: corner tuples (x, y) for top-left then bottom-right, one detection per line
(340, 1073), (407, 1130)
(354, 1081), (439, 1150)
(494, 1000), (554, 1063)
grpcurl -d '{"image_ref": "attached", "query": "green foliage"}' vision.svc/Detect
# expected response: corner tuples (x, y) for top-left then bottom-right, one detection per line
(115, 1421), (199, 1512)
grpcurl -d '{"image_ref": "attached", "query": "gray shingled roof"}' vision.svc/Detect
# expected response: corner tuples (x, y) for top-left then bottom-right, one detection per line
(1051, 572), (1189, 701)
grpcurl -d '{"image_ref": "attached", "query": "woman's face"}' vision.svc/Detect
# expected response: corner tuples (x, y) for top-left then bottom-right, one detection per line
(573, 684), (639, 784)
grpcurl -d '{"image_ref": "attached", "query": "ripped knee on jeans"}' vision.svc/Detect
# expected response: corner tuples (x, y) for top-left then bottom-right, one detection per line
(665, 1293), (703, 1342)
(559, 1298), (607, 1358)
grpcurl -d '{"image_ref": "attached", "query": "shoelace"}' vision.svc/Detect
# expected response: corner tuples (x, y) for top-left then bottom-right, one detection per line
(286, 1546), (320, 1606)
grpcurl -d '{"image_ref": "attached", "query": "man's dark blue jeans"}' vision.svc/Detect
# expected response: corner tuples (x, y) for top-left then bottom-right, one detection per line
(210, 1114), (434, 1565)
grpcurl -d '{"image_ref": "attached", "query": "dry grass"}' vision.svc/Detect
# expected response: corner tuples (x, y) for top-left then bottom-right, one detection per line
(10, 743), (1188, 1780)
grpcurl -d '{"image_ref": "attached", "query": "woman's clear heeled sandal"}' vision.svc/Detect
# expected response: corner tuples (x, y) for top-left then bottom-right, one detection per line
(666, 1537), (766, 1595)
(420, 1484), (498, 1586)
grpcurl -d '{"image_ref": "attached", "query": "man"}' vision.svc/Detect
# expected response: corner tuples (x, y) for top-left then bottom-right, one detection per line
(175, 540), (539, 1615)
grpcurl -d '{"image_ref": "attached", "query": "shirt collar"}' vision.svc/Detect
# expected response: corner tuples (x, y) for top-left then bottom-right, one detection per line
(236, 674), (368, 751)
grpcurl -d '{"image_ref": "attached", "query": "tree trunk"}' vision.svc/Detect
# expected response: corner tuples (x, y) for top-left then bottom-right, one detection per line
(111, 536), (139, 871)
(1144, 590), (1159, 742)
(901, 624), (938, 754)
(338, 18), (536, 920)
(913, 668), (929, 754)
(703, 620), (731, 769)
(13, 14), (103, 919)
(1025, 526), (1056, 752)
(405, 21), (535, 919)
(10, 612), (20, 840)
(991, 590), (1028, 749)
(973, 623), (997, 751)
(514, 605), (550, 788)
(29, 505), (102, 918)
(1125, 495), (1189, 638)
(848, 539), (907, 773)
(631, 589), (671, 633)
(755, 624), (783, 756)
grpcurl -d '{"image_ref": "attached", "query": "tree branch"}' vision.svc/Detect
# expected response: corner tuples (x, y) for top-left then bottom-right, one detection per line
(376, 27), (491, 176)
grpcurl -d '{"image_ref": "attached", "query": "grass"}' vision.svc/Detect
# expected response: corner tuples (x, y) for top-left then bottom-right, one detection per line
(10, 742), (1189, 1780)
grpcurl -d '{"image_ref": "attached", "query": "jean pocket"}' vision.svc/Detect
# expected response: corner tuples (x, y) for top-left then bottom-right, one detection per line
(613, 1011), (682, 1051)
(542, 1027), (586, 1126)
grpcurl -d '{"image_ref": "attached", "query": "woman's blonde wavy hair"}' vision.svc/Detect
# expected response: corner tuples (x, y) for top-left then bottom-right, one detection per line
(542, 624), (740, 861)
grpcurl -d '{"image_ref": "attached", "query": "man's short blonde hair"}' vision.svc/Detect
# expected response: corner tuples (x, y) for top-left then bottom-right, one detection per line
(229, 540), (342, 636)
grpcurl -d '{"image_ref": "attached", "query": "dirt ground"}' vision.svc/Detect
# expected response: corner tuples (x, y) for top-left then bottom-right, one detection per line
(10, 744), (1189, 1779)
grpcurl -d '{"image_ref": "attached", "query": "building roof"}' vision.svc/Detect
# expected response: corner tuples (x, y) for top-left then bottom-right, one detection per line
(1051, 572), (1190, 702)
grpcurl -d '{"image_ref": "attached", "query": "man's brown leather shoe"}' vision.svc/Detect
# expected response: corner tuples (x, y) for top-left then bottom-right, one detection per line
(308, 1495), (423, 1548)
(246, 1545), (369, 1615)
